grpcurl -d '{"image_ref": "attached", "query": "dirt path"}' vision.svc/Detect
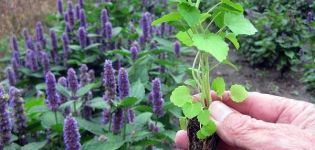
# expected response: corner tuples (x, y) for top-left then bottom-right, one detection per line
(212, 51), (314, 102)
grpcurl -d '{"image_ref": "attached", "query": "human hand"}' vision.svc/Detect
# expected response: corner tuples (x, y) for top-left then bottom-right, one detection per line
(175, 92), (315, 150)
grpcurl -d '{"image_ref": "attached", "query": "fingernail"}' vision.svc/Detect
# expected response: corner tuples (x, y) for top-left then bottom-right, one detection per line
(209, 101), (233, 123)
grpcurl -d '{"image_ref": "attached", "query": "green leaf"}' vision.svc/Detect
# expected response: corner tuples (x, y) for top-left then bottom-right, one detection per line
(197, 130), (207, 140)
(77, 83), (95, 97)
(131, 80), (145, 100)
(21, 141), (47, 150)
(221, 0), (244, 13)
(200, 13), (211, 23)
(170, 86), (192, 107)
(119, 97), (138, 107)
(84, 43), (101, 51)
(82, 136), (124, 150)
(178, 3), (201, 27)
(176, 31), (193, 46)
(211, 77), (225, 97)
(230, 84), (248, 103)
(182, 102), (203, 119)
(152, 12), (182, 26)
(88, 97), (109, 109)
(75, 117), (105, 135)
(192, 34), (229, 62)
(56, 84), (71, 97)
(40, 111), (64, 128)
(197, 110), (210, 125)
(112, 27), (122, 37)
(199, 120), (216, 137)
(222, 59), (238, 70)
(226, 33), (240, 49)
(224, 13), (257, 35)
(184, 79), (197, 88)
(179, 117), (188, 130)
(68, 45), (82, 51)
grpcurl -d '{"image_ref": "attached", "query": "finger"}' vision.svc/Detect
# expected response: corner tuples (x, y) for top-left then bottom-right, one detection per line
(175, 130), (189, 149)
(219, 91), (313, 123)
(209, 101), (315, 149)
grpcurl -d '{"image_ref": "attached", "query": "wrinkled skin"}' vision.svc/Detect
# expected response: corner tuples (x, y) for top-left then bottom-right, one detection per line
(175, 92), (315, 150)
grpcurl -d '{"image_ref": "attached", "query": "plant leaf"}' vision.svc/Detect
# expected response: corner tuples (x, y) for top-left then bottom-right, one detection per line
(211, 77), (225, 97)
(170, 86), (192, 107)
(178, 3), (201, 27)
(182, 102), (203, 119)
(152, 12), (182, 26)
(192, 34), (229, 62)
(56, 84), (71, 97)
(119, 97), (138, 108)
(131, 80), (145, 100)
(221, 0), (244, 13)
(176, 31), (193, 46)
(230, 84), (248, 103)
(224, 13), (257, 35)
(200, 120), (216, 137)
(197, 110), (211, 125)
(226, 33), (240, 49)
(21, 141), (47, 150)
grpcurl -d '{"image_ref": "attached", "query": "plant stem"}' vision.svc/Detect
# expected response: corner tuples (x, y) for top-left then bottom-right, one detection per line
(54, 111), (58, 125)
(73, 101), (77, 116)
(207, 2), (222, 14)
(108, 112), (112, 132)
(196, 0), (201, 8)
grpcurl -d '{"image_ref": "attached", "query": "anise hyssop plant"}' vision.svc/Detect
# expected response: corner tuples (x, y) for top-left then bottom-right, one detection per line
(153, 0), (257, 149)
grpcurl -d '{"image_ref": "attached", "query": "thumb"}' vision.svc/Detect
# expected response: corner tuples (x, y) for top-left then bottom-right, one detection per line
(209, 101), (275, 149)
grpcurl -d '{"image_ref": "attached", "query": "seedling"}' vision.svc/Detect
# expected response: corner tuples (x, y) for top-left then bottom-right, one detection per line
(153, 0), (257, 149)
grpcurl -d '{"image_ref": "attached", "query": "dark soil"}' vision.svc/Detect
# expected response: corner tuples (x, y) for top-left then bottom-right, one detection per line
(211, 51), (314, 102)
(187, 118), (219, 150)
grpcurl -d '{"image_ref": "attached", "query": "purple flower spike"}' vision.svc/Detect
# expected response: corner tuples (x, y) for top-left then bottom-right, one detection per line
(148, 122), (159, 132)
(26, 38), (35, 50)
(118, 68), (130, 99)
(64, 12), (69, 23)
(112, 108), (123, 134)
(75, 4), (80, 19)
(65, 23), (72, 37)
(50, 30), (58, 63)
(79, 64), (90, 87)
(307, 11), (314, 23)
(10, 35), (19, 53)
(62, 32), (70, 60)
(22, 28), (30, 42)
(6, 67), (16, 86)
(151, 78), (164, 117)
(67, 1), (75, 28)
(41, 52), (50, 74)
(79, 0), (84, 8)
(160, 23), (166, 37)
(103, 60), (116, 103)
(64, 115), (81, 150)
(58, 77), (68, 104)
(0, 89), (12, 145)
(140, 12), (152, 41)
(130, 46), (138, 60)
(45, 72), (60, 112)
(35, 22), (46, 48)
(57, 0), (63, 15)
(105, 22), (113, 39)
(132, 41), (140, 51)
(88, 70), (95, 82)
(10, 87), (27, 143)
(78, 27), (87, 48)
(11, 58), (19, 78)
(25, 50), (39, 72)
(67, 68), (79, 95)
(79, 9), (87, 28)
(101, 9), (109, 26)
(102, 108), (110, 124)
(174, 41), (181, 57)
(159, 53), (167, 73)
(127, 109), (135, 123)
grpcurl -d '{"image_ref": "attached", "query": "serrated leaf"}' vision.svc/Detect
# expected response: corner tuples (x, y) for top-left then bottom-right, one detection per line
(56, 84), (71, 97)
(182, 102), (203, 119)
(200, 120), (216, 137)
(152, 12), (182, 26)
(170, 86), (192, 107)
(119, 97), (138, 107)
(197, 110), (211, 125)
(224, 13), (257, 35)
(75, 117), (105, 135)
(131, 80), (145, 100)
(40, 111), (64, 128)
(212, 77), (225, 97)
(21, 141), (47, 150)
(178, 3), (201, 27)
(192, 34), (229, 62)
(230, 84), (248, 103)
(226, 33), (240, 49)
(176, 31), (193, 46)
(77, 83), (95, 97)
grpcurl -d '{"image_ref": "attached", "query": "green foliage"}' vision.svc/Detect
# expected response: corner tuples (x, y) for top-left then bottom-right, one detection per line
(239, 0), (315, 72)
(156, 0), (254, 140)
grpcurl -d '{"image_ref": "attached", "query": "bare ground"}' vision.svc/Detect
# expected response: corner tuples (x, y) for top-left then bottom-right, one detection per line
(212, 51), (314, 102)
